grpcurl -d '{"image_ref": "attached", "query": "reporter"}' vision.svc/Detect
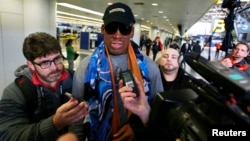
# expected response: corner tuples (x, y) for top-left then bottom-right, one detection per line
(220, 41), (250, 78)
(0, 32), (89, 141)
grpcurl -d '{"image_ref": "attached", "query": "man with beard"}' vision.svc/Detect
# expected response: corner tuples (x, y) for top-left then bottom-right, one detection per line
(159, 48), (191, 91)
(220, 41), (250, 78)
(0, 32), (89, 141)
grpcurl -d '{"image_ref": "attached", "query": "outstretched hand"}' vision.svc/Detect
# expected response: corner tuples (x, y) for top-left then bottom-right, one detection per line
(53, 99), (89, 131)
(118, 76), (150, 126)
(220, 58), (233, 68)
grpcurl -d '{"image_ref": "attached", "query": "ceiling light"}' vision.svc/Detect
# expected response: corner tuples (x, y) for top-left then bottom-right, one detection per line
(57, 3), (103, 16)
(57, 16), (101, 26)
(56, 2), (152, 33)
(141, 25), (150, 30)
(57, 11), (102, 22)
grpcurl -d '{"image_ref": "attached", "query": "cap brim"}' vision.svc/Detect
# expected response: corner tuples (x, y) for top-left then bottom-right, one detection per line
(104, 16), (131, 26)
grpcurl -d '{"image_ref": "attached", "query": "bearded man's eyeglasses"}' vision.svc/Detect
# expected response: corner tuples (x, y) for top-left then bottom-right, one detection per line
(32, 56), (64, 69)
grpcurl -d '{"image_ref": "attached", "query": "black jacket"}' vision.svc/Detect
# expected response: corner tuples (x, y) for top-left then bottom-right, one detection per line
(169, 43), (180, 50)
(192, 43), (201, 53)
(144, 38), (152, 48)
(160, 67), (191, 91)
(180, 43), (192, 54)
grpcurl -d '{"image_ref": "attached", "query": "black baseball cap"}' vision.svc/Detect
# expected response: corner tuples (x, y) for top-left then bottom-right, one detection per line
(103, 2), (135, 26)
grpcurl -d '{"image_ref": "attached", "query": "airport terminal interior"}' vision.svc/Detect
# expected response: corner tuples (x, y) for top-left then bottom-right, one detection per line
(56, 2), (250, 139)
(57, 0), (250, 79)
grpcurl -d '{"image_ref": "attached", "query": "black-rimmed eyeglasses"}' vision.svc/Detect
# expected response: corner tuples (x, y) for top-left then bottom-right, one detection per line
(32, 56), (64, 69)
(104, 22), (132, 35)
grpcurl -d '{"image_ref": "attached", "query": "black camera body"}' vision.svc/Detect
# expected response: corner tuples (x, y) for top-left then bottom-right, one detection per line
(157, 53), (250, 141)
(222, 0), (241, 9)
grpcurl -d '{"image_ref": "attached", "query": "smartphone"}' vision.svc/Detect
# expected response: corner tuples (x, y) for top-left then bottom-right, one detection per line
(120, 70), (139, 97)
(65, 92), (76, 100)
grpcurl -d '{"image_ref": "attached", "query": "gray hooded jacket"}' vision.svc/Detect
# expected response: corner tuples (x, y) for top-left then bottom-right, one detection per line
(0, 65), (74, 141)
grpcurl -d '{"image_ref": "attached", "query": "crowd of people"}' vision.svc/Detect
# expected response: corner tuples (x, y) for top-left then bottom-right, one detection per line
(140, 35), (203, 62)
(0, 2), (250, 141)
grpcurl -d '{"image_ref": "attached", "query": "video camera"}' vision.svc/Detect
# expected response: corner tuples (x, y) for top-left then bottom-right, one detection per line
(222, 0), (241, 10)
(160, 52), (250, 141)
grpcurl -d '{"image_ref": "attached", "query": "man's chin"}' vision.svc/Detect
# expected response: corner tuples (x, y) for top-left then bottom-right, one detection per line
(49, 73), (61, 80)
(233, 56), (240, 59)
(110, 48), (125, 55)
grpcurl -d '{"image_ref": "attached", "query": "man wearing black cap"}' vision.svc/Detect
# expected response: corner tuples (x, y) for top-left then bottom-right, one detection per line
(70, 2), (163, 141)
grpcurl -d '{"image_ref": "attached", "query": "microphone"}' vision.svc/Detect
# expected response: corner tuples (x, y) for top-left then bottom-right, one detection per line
(115, 67), (122, 84)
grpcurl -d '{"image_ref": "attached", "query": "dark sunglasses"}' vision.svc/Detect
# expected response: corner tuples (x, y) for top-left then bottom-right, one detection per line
(104, 22), (132, 35)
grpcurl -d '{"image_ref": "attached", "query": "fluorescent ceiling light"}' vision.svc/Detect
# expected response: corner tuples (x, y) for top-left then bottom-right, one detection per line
(56, 2), (151, 31)
(57, 16), (102, 25)
(57, 11), (102, 22)
(141, 26), (150, 31)
(141, 25), (150, 29)
(57, 3), (103, 16)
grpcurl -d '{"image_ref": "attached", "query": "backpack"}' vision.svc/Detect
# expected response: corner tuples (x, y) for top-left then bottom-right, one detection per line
(14, 69), (75, 120)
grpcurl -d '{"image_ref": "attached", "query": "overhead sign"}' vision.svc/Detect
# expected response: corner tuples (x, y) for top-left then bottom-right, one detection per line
(234, 13), (250, 33)
(234, 7), (250, 42)
(211, 18), (225, 33)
